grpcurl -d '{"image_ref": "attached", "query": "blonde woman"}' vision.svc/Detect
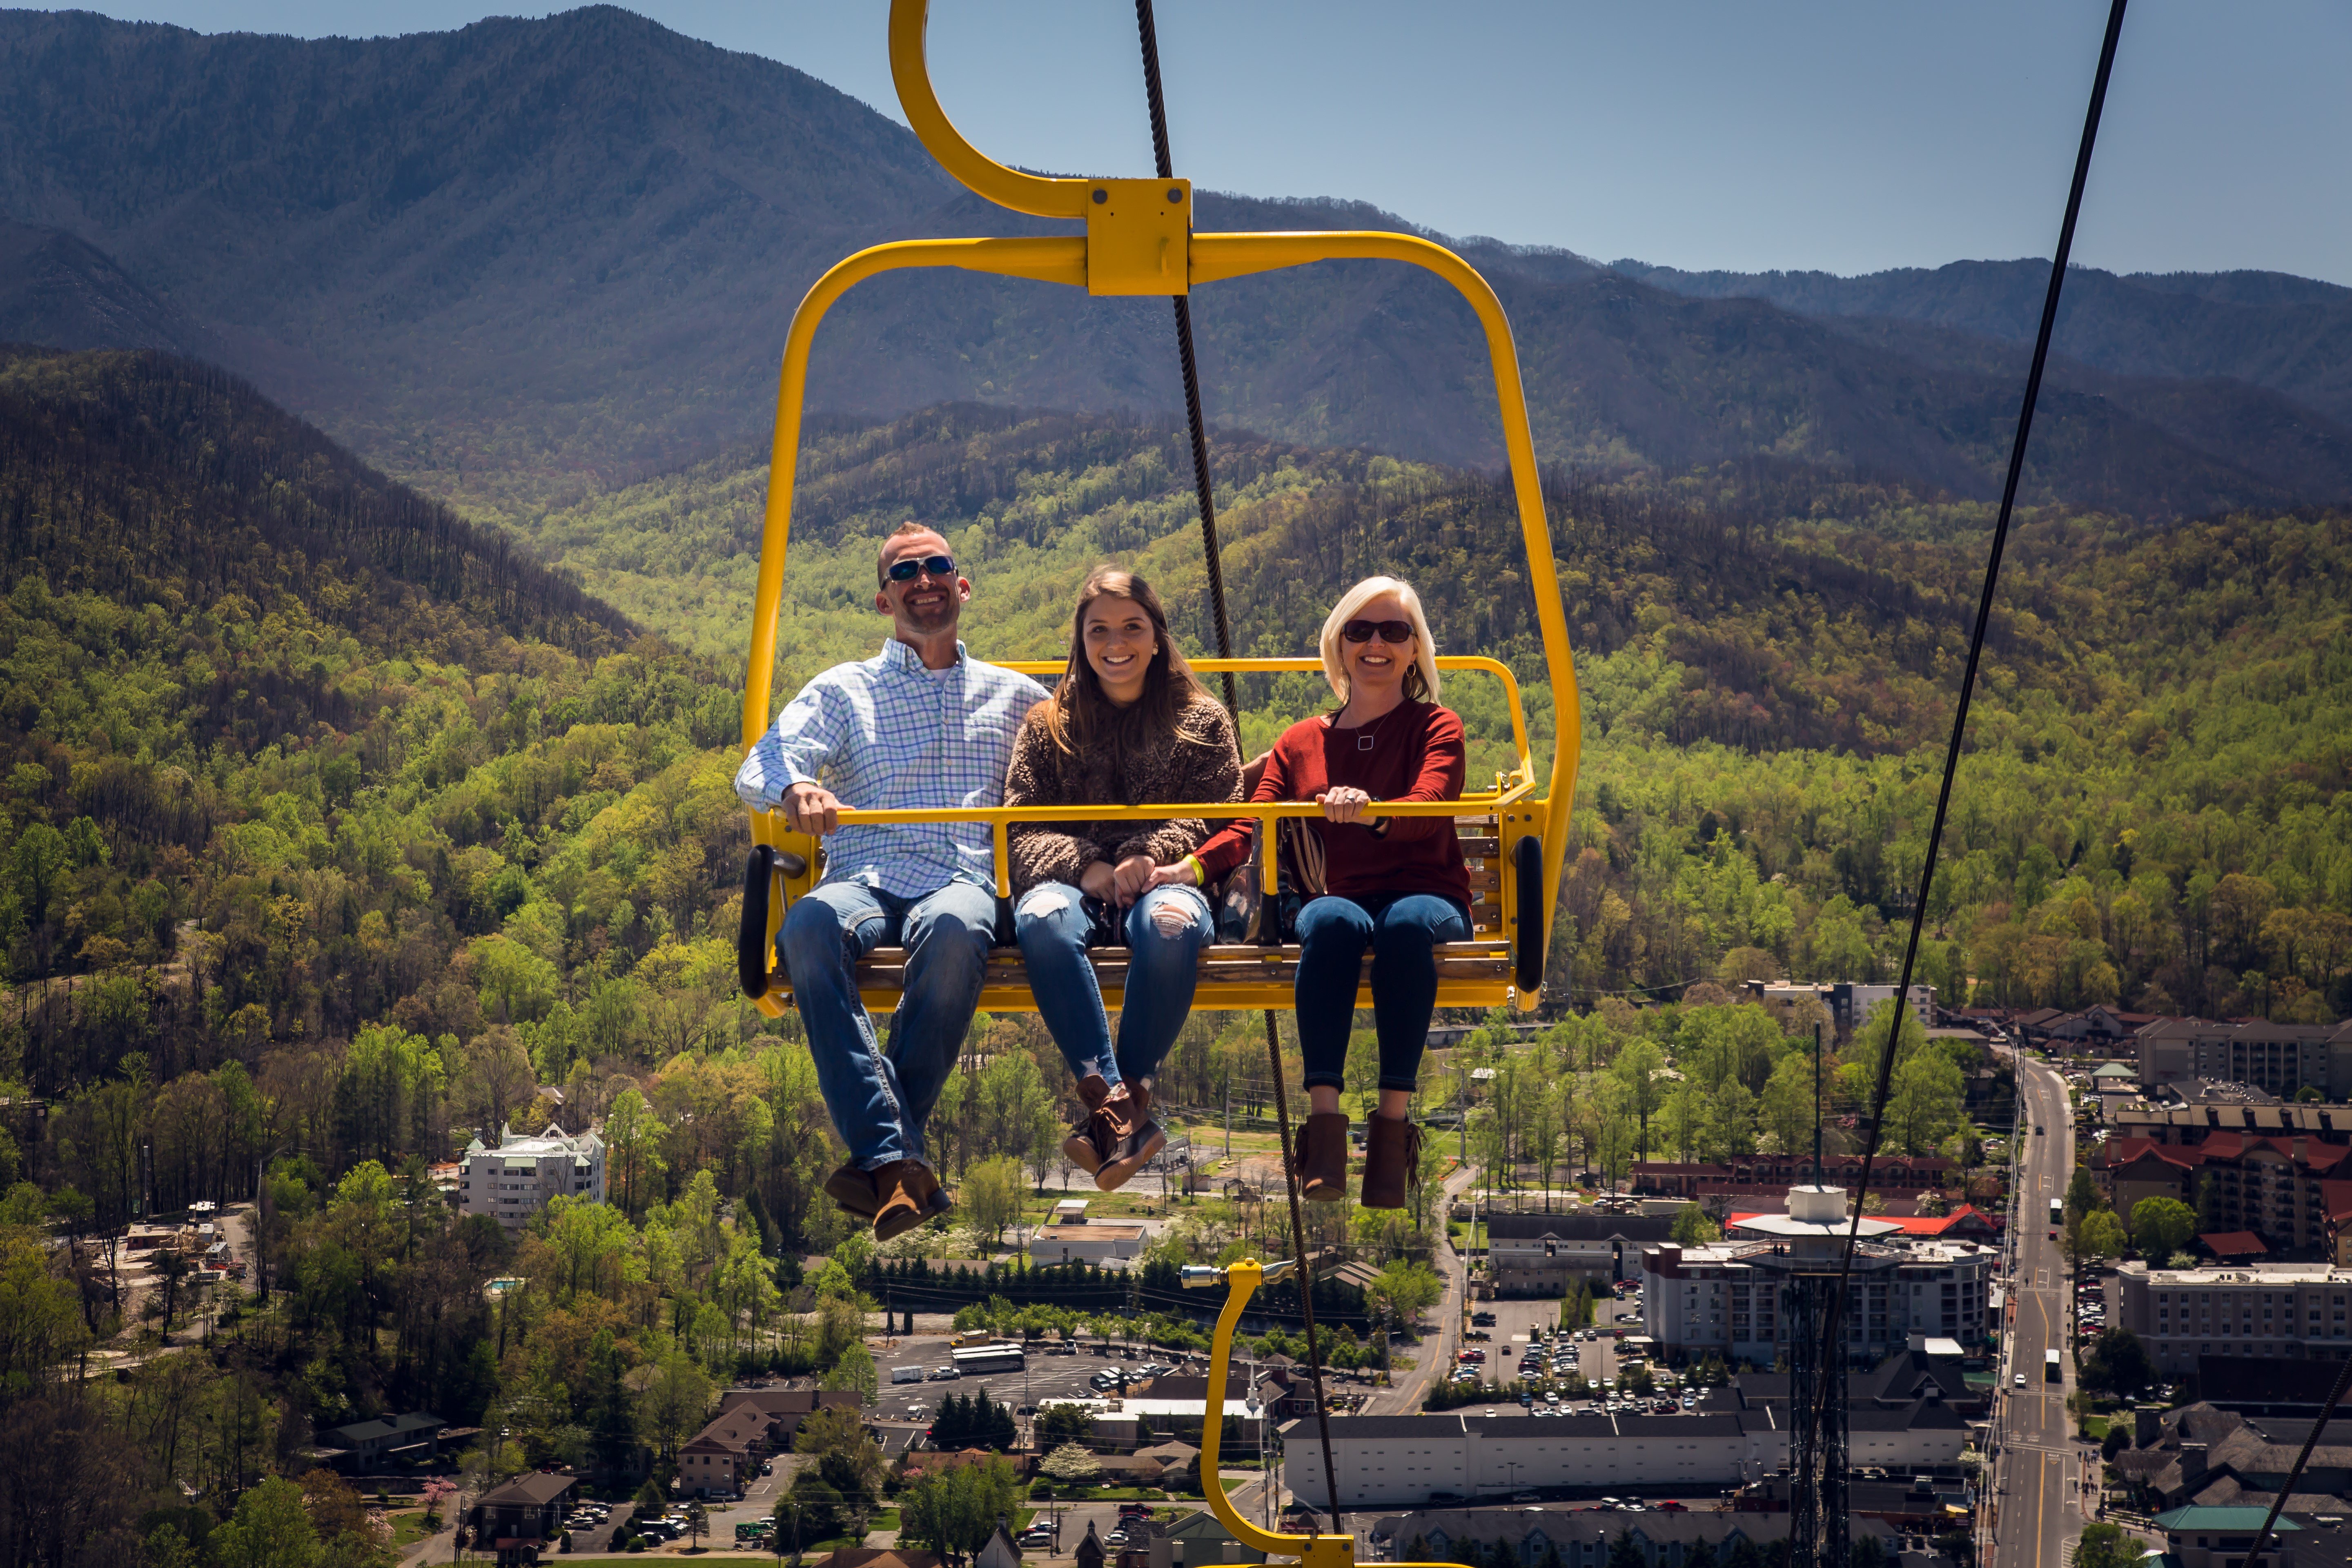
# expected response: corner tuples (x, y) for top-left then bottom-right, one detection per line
(1169, 576), (1468, 1209)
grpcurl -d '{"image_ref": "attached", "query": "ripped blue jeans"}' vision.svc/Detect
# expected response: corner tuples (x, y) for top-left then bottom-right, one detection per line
(1015, 881), (1213, 1091)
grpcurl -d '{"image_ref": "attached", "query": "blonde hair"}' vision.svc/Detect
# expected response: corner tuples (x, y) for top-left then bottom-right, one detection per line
(1318, 576), (1440, 704)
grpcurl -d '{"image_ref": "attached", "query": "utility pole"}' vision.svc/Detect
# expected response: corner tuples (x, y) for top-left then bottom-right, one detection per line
(1459, 1058), (1469, 1164)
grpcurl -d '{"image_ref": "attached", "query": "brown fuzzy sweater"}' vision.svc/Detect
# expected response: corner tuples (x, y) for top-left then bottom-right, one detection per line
(1003, 693), (1242, 896)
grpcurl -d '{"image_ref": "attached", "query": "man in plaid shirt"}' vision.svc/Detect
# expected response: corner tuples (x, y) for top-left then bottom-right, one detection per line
(736, 523), (1047, 1240)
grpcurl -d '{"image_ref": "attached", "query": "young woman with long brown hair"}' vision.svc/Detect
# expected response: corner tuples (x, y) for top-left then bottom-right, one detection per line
(1003, 566), (1241, 1191)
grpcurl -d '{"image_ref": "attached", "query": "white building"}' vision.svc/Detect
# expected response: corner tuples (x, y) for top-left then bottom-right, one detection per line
(1828, 983), (1936, 1039)
(1486, 1211), (1675, 1294)
(1643, 1194), (1996, 1362)
(459, 1123), (606, 1228)
(2116, 1260), (2352, 1375)
(1029, 1221), (1145, 1264)
(1280, 1401), (1965, 1509)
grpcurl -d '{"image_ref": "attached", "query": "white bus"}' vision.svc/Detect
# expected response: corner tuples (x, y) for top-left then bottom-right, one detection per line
(951, 1342), (1027, 1376)
(2045, 1348), (2062, 1383)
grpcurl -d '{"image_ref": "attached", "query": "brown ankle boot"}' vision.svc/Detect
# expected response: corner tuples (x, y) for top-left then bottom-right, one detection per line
(1094, 1082), (1165, 1193)
(871, 1160), (941, 1242)
(1361, 1112), (1420, 1210)
(1292, 1112), (1350, 1203)
(1062, 1074), (1114, 1175)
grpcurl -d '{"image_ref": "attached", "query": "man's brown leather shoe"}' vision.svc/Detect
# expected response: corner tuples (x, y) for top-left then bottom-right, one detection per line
(872, 1161), (942, 1243)
(824, 1162), (878, 1218)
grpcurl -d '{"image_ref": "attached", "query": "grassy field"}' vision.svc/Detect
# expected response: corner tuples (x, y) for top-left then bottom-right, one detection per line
(386, 1512), (436, 1548)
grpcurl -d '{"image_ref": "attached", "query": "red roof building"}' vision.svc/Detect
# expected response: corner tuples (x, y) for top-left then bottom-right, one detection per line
(2098, 1133), (2352, 1256)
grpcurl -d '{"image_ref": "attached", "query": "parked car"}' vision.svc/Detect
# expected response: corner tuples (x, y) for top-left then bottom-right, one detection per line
(929, 1366), (961, 1381)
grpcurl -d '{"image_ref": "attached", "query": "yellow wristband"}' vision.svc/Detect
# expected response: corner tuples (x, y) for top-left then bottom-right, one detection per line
(1182, 855), (1204, 886)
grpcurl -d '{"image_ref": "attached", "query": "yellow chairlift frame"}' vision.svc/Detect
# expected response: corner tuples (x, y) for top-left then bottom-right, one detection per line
(739, 0), (1582, 1019)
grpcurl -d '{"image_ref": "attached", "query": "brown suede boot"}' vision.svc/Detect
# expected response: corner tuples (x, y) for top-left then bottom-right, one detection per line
(1094, 1082), (1166, 1193)
(1292, 1111), (1351, 1203)
(1360, 1111), (1421, 1210)
(1062, 1073), (1114, 1176)
(871, 1160), (941, 1242)
(824, 1162), (878, 1218)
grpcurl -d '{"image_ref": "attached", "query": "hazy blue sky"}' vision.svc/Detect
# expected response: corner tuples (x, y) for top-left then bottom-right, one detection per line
(68, 0), (2352, 284)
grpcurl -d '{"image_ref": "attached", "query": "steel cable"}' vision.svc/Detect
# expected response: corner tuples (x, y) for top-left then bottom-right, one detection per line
(2247, 1354), (2352, 1563)
(1134, 0), (1346, 1534)
(1807, 0), (2131, 1497)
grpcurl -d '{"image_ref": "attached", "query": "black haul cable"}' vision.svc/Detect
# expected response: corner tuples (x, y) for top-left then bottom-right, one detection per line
(1134, 0), (1347, 1538)
(1808, 0), (2131, 1494)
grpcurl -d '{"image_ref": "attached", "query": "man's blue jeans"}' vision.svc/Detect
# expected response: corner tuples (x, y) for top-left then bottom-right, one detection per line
(780, 878), (997, 1171)
(1015, 882), (1212, 1090)
(1293, 891), (1473, 1092)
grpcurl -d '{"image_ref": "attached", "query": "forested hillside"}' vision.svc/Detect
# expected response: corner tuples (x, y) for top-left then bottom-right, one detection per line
(0, 351), (2348, 1563)
(520, 401), (2352, 1027)
(4, 7), (2350, 518)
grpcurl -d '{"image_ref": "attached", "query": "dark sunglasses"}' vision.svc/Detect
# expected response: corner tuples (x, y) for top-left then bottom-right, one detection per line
(886, 554), (957, 583)
(1341, 618), (1415, 644)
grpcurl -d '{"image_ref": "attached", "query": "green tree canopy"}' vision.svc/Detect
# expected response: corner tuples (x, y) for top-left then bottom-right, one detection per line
(2129, 1196), (2197, 1259)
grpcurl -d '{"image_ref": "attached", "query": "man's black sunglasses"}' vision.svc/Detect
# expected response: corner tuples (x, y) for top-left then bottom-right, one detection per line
(886, 554), (957, 583)
(1341, 618), (1415, 644)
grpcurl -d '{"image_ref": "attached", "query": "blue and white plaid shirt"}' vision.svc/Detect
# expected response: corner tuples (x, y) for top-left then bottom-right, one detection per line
(735, 639), (1049, 898)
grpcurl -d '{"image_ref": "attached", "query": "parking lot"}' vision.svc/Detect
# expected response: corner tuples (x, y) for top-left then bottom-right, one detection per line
(1451, 1282), (1685, 1412)
(869, 1336), (1210, 1429)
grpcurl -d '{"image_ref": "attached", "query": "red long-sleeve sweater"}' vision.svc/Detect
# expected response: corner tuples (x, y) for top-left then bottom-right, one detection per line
(1194, 700), (1471, 907)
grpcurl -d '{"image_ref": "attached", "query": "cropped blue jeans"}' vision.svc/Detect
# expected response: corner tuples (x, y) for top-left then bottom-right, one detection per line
(1293, 891), (1473, 1092)
(1015, 882), (1214, 1091)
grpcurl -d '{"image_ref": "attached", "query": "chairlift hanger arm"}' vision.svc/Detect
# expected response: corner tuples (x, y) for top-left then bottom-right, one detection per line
(1184, 1258), (1451, 1568)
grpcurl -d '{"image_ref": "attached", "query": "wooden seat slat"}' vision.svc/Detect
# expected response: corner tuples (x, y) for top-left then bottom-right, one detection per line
(854, 940), (1510, 967)
(833, 939), (1513, 996)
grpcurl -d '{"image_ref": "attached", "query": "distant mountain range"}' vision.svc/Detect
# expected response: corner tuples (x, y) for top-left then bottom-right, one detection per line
(3, 4), (2351, 518)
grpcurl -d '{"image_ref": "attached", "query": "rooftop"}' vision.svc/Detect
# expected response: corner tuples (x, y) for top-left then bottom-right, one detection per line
(1729, 1185), (1903, 1240)
(1035, 1223), (1144, 1240)
(2121, 1261), (2352, 1287)
(2153, 1506), (2303, 1532)
(468, 1122), (604, 1160)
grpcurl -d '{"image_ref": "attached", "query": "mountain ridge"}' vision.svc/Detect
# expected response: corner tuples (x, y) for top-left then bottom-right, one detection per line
(1611, 256), (2352, 432)
(2, 6), (2348, 518)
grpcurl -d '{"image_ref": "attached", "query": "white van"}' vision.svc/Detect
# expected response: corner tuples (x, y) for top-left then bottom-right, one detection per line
(890, 1365), (925, 1385)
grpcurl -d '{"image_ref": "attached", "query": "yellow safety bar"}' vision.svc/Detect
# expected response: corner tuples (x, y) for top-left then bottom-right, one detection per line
(739, 0), (1581, 1013)
(1180, 1257), (1452, 1568)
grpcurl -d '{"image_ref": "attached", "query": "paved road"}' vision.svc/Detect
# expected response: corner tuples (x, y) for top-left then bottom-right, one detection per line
(1372, 1164), (1479, 1416)
(1991, 1051), (2078, 1568)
